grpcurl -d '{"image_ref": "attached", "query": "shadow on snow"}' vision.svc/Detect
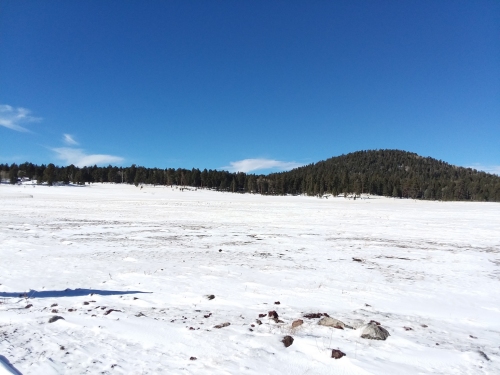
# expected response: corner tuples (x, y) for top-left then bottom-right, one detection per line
(0, 355), (23, 375)
(0, 288), (151, 299)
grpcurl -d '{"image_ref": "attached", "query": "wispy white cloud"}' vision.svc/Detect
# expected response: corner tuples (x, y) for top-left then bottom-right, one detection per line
(63, 133), (78, 145)
(223, 158), (303, 173)
(52, 147), (124, 167)
(466, 164), (500, 176)
(0, 104), (41, 132)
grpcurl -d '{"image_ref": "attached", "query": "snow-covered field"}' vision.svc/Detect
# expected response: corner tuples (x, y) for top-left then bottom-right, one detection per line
(0, 183), (499, 374)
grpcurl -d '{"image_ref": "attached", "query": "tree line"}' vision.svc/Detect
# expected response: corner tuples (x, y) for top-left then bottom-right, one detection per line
(1, 150), (499, 201)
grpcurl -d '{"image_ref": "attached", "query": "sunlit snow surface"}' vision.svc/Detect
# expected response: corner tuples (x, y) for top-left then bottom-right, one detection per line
(0, 184), (499, 374)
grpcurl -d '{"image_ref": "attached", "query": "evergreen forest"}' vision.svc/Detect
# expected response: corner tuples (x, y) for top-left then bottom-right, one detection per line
(1, 150), (499, 201)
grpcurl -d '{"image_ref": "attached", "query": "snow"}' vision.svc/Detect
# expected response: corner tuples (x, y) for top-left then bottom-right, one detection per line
(0, 183), (499, 374)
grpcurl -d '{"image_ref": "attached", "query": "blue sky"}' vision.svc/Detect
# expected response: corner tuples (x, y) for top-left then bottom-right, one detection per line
(1, 1), (499, 174)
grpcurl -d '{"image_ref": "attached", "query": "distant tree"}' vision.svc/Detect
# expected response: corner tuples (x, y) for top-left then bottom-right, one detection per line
(43, 163), (56, 186)
(9, 163), (18, 184)
(74, 170), (85, 185)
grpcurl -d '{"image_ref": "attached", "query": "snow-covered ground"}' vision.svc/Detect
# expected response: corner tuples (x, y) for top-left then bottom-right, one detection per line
(0, 183), (499, 374)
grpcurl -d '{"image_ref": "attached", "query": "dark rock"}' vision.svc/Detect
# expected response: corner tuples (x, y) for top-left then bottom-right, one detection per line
(135, 312), (146, 317)
(133, 297), (139, 300)
(469, 335), (477, 339)
(421, 324), (428, 328)
(258, 313), (266, 318)
(274, 301), (280, 305)
(214, 322), (230, 329)
(303, 313), (328, 319)
(369, 320), (380, 325)
(83, 302), (89, 305)
(104, 309), (122, 315)
(190, 356), (197, 360)
(478, 351), (490, 361)
(25, 304), (33, 309)
(255, 319), (262, 325)
(48, 316), (65, 323)
(203, 313), (212, 318)
(68, 308), (75, 312)
(331, 349), (346, 359)
(352, 257), (363, 262)
(249, 328), (253, 331)
(268, 311), (278, 319)
(282, 335), (294, 347)
(219, 249), (222, 252)
(51, 309), (58, 313)
(206, 295), (215, 300)
(403, 326), (413, 331)
(60, 346), (65, 350)
(51, 303), (58, 307)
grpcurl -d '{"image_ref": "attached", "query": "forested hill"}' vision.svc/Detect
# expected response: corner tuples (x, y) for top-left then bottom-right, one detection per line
(267, 150), (500, 201)
(1, 149), (500, 201)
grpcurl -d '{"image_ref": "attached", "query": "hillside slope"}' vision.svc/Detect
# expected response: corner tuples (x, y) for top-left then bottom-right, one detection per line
(266, 150), (500, 201)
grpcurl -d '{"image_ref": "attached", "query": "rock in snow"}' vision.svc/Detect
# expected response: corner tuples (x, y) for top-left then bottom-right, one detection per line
(48, 316), (65, 323)
(331, 349), (346, 359)
(282, 336), (294, 347)
(318, 317), (351, 329)
(359, 322), (390, 340)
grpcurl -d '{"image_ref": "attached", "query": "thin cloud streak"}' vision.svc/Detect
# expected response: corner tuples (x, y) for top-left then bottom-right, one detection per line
(223, 158), (303, 173)
(63, 134), (78, 145)
(0, 104), (41, 132)
(52, 147), (124, 167)
(467, 164), (500, 176)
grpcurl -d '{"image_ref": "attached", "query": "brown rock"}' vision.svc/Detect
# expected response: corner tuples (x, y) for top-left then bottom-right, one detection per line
(282, 335), (294, 347)
(268, 310), (278, 319)
(214, 322), (230, 329)
(331, 349), (346, 359)
(292, 319), (304, 328)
